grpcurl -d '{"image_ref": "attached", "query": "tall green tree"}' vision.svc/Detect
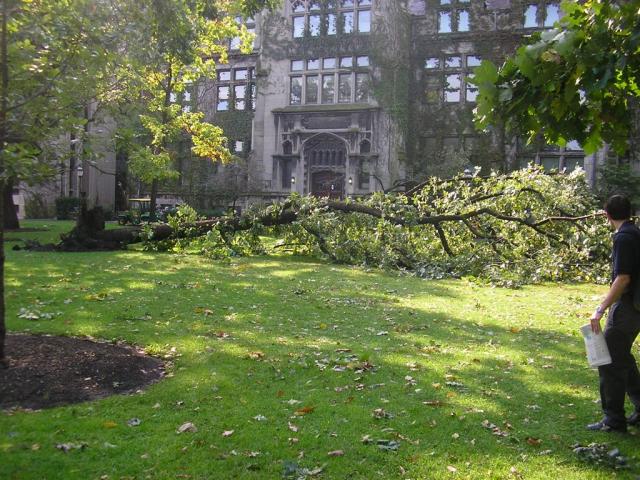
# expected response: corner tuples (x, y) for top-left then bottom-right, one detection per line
(112, 0), (272, 220)
(0, 0), (116, 366)
(0, 0), (279, 366)
(473, 0), (640, 158)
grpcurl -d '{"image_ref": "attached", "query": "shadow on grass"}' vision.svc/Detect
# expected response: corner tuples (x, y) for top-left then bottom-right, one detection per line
(4, 250), (635, 479)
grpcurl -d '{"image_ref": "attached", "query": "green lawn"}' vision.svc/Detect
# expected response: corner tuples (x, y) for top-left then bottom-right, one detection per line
(1, 221), (637, 479)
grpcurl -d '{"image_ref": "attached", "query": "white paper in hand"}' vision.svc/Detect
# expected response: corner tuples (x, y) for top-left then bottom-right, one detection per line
(580, 324), (612, 368)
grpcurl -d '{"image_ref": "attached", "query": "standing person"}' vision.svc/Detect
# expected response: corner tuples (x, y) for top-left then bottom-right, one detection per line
(587, 194), (640, 432)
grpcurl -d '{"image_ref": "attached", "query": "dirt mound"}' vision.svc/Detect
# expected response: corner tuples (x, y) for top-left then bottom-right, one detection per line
(0, 334), (164, 410)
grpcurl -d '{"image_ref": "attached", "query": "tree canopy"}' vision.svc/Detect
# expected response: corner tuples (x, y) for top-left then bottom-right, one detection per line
(473, 0), (640, 157)
(0, 0), (278, 365)
(108, 0), (276, 219)
(1, 0), (116, 180)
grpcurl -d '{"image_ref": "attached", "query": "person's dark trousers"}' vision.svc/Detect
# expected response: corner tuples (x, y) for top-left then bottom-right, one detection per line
(598, 300), (640, 428)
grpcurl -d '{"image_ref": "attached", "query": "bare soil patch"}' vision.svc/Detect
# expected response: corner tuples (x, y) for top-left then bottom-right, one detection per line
(0, 334), (164, 410)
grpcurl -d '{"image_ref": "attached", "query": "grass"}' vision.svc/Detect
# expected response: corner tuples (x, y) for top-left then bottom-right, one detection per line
(1, 220), (638, 479)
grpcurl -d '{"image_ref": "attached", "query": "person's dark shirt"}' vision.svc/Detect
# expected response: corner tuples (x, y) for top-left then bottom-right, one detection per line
(612, 220), (640, 301)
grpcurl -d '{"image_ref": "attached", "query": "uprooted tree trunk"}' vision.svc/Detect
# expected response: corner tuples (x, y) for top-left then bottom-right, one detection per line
(43, 196), (599, 255)
(18, 168), (611, 288)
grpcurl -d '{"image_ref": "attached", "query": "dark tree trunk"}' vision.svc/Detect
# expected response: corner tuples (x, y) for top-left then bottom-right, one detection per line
(0, 0), (8, 367)
(3, 179), (19, 230)
(149, 179), (158, 222)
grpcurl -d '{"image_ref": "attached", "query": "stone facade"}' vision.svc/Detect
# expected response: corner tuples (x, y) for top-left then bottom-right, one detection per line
(193, 0), (592, 210)
(18, 102), (116, 219)
(34, 0), (591, 217)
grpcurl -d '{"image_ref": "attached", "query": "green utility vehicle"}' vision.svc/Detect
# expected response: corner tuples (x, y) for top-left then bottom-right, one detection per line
(116, 198), (151, 225)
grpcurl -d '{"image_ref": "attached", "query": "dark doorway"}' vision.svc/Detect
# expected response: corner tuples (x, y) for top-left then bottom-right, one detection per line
(304, 135), (347, 198)
(311, 171), (344, 198)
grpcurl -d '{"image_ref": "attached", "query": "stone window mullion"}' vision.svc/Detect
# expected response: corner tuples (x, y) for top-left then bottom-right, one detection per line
(290, 55), (369, 105)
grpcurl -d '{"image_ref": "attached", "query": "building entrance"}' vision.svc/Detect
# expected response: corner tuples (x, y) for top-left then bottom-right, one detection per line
(303, 134), (347, 198)
(311, 170), (344, 198)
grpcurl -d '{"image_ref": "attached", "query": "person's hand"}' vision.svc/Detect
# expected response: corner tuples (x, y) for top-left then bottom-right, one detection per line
(590, 308), (603, 334)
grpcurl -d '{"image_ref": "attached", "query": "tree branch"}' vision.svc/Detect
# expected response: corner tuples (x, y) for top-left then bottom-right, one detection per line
(433, 224), (454, 257)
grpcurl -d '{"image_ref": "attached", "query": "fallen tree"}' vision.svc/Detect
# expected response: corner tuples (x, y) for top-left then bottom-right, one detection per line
(25, 166), (612, 285)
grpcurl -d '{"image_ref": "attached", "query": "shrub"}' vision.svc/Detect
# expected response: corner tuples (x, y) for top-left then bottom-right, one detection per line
(597, 162), (640, 209)
(55, 197), (82, 220)
(101, 205), (115, 221)
(25, 194), (55, 219)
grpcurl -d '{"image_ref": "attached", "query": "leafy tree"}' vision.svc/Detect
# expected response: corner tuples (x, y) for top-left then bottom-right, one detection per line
(1, 1), (116, 227)
(596, 162), (640, 207)
(473, 0), (640, 158)
(0, 0), (118, 366)
(0, 0), (278, 365)
(110, 0), (271, 220)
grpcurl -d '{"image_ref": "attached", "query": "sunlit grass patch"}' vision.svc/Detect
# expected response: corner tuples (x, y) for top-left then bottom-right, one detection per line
(1, 221), (636, 479)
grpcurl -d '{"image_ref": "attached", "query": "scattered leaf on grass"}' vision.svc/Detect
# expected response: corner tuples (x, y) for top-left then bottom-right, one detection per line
(446, 465), (457, 473)
(372, 408), (393, 419)
(481, 420), (509, 437)
(288, 422), (299, 432)
(103, 421), (118, 429)
(176, 422), (197, 434)
(510, 466), (523, 478)
(328, 450), (344, 456)
(377, 440), (400, 451)
(253, 415), (267, 421)
(295, 406), (315, 416)
(423, 400), (445, 407)
(526, 437), (542, 447)
(127, 418), (141, 427)
(222, 430), (234, 437)
(56, 443), (87, 453)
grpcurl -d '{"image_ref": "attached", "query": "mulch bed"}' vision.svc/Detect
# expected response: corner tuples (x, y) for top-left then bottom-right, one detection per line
(0, 334), (164, 411)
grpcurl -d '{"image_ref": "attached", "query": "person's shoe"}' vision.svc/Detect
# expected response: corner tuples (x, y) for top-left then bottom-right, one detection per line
(628, 411), (640, 426)
(586, 420), (627, 433)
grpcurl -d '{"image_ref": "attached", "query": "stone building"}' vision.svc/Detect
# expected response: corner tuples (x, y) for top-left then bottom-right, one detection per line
(187, 0), (594, 210)
(23, 0), (595, 218)
(16, 103), (116, 220)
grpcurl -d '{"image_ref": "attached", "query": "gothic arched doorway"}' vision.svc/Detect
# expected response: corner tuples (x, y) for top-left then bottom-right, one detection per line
(303, 134), (347, 199)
